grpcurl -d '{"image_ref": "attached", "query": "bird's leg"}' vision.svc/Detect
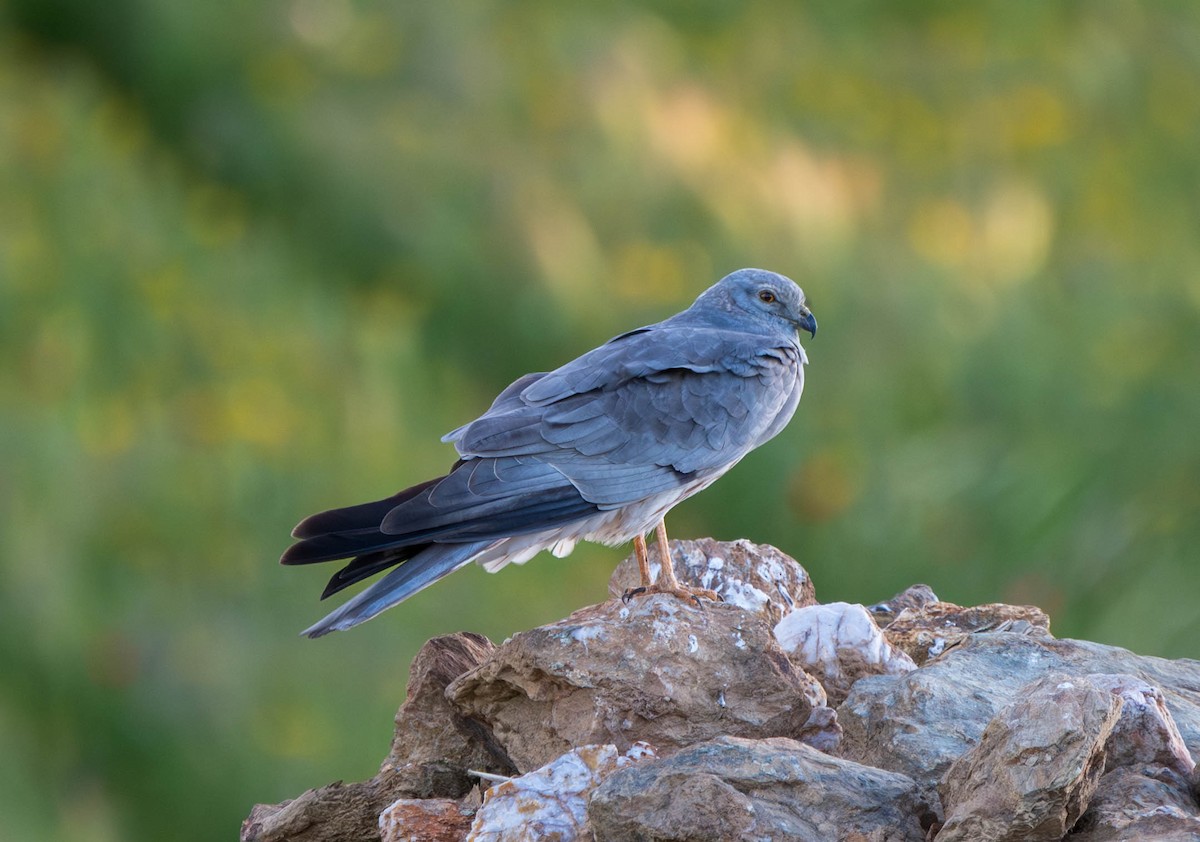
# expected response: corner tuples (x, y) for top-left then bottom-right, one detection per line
(654, 520), (683, 591)
(634, 533), (654, 589)
(621, 520), (721, 606)
(621, 534), (653, 603)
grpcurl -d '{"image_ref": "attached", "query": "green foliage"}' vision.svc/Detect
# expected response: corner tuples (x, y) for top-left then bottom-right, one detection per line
(2, 3), (1199, 840)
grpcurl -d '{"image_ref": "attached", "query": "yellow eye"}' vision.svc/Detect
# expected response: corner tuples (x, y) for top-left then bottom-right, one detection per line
(758, 290), (776, 304)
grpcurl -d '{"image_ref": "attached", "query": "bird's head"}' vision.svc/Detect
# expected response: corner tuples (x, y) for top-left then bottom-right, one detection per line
(697, 268), (817, 339)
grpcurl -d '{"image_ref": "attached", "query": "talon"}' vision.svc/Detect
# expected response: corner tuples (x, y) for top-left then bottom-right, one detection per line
(622, 587), (647, 604)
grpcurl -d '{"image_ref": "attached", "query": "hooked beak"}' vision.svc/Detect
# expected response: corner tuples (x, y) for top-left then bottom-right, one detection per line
(795, 306), (817, 339)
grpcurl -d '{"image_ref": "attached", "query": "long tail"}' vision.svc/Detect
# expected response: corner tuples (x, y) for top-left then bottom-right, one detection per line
(281, 457), (596, 636)
(300, 540), (490, 637)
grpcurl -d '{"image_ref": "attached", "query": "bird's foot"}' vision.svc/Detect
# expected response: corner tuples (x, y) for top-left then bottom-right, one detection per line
(621, 583), (722, 608)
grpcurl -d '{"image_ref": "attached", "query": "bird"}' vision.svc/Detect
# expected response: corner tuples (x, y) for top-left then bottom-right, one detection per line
(283, 268), (816, 637)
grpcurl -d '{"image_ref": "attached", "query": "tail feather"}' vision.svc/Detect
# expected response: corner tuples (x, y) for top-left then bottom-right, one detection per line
(283, 457), (596, 636)
(302, 541), (488, 638)
(318, 544), (430, 599)
(281, 531), (412, 566)
(290, 476), (446, 540)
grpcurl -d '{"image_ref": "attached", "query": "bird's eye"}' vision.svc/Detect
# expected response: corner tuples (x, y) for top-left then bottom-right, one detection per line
(758, 290), (776, 304)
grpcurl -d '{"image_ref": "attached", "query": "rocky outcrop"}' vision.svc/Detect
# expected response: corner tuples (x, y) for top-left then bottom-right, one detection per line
(447, 593), (826, 771)
(838, 632), (1200, 806)
(243, 540), (1200, 842)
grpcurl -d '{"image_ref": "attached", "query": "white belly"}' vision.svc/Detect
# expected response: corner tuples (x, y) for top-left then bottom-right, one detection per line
(472, 470), (730, 573)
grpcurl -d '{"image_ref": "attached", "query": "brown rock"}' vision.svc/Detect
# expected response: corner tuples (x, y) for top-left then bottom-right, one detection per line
(1088, 673), (1197, 778)
(383, 633), (517, 797)
(774, 602), (916, 705)
(242, 633), (512, 842)
(838, 632), (1200, 804)
(465, 743), (653, 841)
(608, 538), (817, 626)
(379, 799), (474, 842)
(883, 600), (1051, 666)
(448, 595), (826, 771)
(936, 674), (1122, 842)
(588, 735), (929, 842)
(1068, 764), (1200, 841)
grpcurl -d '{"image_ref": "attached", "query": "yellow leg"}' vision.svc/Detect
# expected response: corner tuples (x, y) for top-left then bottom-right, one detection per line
(654, 520), (682, 591)
(621, 520), (721, 606)
(633, 533), (654, 589)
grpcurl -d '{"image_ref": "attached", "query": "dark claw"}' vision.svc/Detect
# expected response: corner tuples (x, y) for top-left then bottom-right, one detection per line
(622, 587), (647, 604)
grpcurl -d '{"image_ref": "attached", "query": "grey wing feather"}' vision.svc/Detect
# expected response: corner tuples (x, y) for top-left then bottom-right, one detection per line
(448, 326), (804, 507)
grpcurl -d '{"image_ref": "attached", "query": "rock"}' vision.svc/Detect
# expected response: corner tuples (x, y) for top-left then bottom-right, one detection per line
(774, 602), (916, 705)
(448, 595), (826, 772)
(242, 633), (512, 842)
(242, 774), (407, 842)
(608, 538), (817, 626)
(588, 735), (929, 842)
(379, 799), (474, 842)
(882, 600), (1051, 666)
(867, 583), (940, 626)
(1088, 673), (1197, 778)
(936, 674), (1121, 842)
(795, 705), (843, 754)
(839, 632), (1200, 802)
(1068, 764), (1200, 841)
(383, 633), (518, 798)
(465, 743), (653, 841)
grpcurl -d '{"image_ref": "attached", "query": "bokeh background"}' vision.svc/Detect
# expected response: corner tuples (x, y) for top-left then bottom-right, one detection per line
(2, 1), (1198, 839)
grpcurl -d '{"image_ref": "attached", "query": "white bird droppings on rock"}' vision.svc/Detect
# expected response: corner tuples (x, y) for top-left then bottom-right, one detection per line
(608, 538), (817, 626)
(773, 602), (916, 705)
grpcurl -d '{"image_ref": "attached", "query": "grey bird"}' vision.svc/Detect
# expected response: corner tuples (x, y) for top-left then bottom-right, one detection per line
(283, 268), (816, 637)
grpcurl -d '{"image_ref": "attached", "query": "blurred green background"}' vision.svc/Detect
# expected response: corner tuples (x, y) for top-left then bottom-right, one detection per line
(2, 1), (1198, 839)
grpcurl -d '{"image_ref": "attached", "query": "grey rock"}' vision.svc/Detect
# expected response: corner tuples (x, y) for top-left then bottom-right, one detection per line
(936, 674), (1121, 842)
(839, 633), (1200, 802)
(588, 735), (929, 842)
(1068, 764), (1200, 841)
(608, 538), (817, 627)
(448, 596), (826, 772)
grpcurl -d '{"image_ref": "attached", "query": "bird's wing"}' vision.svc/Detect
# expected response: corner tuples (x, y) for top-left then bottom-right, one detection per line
(448, 326), (804, 507)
